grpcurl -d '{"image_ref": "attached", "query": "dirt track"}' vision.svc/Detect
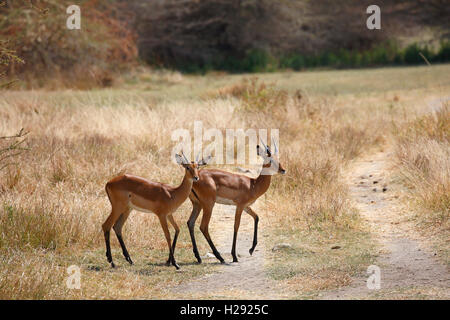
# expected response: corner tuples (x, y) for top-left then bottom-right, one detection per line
(171, 200), (287, 299)
(170, 149), (449, 299)
(323, 150), (449, 299)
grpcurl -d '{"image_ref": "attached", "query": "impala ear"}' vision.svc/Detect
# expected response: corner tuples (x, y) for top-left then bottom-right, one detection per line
(257, 145), (267, 157)
(257, 145), (263, 156)
(198, 155), (213, 166)
(259, 139), (271, 157)
(175, 153), (184, 165)
(181, 150), (190, 164)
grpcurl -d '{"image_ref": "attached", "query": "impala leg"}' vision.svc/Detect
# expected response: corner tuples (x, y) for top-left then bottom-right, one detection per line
(244, 207), (259, 255)
(199, 204), (225, 264)
(187, 202), (202, 263)
(104, 230), (113, 267)
(231, 206), (244, 263)
(159, 215), (179, 270)
(102, 209), (121, 268)
(166, 214), (180, 266)
(113, 209), (133, 265)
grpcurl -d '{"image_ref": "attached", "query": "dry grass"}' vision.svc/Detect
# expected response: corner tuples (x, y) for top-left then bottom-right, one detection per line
(0, 92), (227, 298)
(0, 65), (448, 299)
(204, 77), (289, 112)
(0, 249), (66, 299)
(393, 103), (450, 262)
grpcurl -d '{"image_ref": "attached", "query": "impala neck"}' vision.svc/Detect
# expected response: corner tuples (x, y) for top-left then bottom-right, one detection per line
(172, 169), (194, 206)
(253, 163), (273, 197)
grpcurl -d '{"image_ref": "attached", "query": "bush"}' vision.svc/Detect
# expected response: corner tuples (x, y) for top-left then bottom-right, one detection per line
(0, 0), (137, 87)
(403, 44), (423, 64)
(241, 49), (277, 72)
(435, 41), (450, 62)
(176, 41), (450, 73)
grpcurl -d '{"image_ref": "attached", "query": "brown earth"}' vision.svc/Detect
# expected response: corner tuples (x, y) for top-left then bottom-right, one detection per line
(322, 149), (449, 299)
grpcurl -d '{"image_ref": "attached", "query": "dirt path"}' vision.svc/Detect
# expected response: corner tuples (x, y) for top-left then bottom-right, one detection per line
(323, 149), (450, 299)
(170, 200), (288, 299)
(169, 147), (449, 299)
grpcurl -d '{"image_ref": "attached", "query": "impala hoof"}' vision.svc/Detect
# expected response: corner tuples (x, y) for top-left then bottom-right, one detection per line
(249, 248), (255, 255)
(110, 262), (116, 268)
(194, 253), (202, 264)
(126, 257), (133, 265)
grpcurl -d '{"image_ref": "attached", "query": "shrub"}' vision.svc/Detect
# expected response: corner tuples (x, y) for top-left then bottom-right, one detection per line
(0, 0), (137, 87)
(242, 49), (277, 73)
(177, 41), (450, 73)
(210, 77), (288, 112)
(435, 41), (450, 62)
(403, 43), (423, 64)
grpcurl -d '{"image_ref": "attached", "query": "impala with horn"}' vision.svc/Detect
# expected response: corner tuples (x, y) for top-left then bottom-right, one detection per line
(102, 152), (206, 269)
(188, 139), (286, 263)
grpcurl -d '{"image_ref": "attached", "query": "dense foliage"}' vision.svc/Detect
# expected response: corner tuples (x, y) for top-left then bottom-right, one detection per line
(0, 0), (137, 85)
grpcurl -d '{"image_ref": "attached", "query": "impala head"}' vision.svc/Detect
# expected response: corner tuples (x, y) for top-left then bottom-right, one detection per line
(175, 152), (200, 181)
(257, 139), (286, 175)
(175, 152), (213, 182)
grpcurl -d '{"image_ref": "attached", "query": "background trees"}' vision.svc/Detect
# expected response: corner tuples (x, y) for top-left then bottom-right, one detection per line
(0, 0), (448, 81)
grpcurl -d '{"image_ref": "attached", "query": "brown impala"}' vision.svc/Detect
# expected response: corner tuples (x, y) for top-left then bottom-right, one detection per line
(188, 140), (286, 263)
(102, 152), (205, 269)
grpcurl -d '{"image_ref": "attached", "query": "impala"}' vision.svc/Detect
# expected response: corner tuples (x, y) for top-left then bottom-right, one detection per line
(188, 140), (286, 263)
(102, 152), (204, 269)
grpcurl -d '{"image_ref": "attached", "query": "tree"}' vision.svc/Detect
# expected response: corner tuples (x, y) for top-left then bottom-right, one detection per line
(134, 0), (303, 67)
(0, 129), (28, 172)
(0, 41), (24, 88)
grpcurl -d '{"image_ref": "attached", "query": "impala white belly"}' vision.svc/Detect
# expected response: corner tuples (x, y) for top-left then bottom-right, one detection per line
(215, 196), (236, 206)
(129, 203), (154, 214)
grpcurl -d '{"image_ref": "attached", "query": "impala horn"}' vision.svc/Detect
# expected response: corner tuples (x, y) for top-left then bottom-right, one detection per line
(181, 150), (190, 164)
(260, 138), (271, 156)
(272, 137), (278, 155)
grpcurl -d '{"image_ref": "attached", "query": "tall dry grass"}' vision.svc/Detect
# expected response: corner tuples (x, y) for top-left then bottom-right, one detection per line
(213, 78), (385, 230)
(0, 75), (398, 298)
(0, 249), (67, 299)
(394, 103), (449, 230)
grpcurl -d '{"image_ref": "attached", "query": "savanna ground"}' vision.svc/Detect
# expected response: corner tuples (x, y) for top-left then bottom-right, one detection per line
(0, 64), (449, 299)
